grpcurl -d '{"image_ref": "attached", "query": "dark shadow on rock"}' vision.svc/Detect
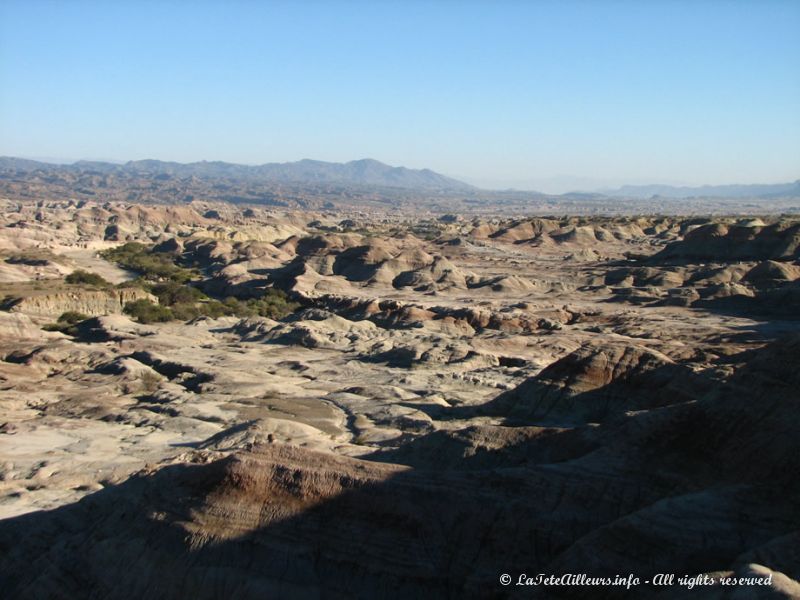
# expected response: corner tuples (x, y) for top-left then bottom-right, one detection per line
(364, 423), (600, 471)
(416, 342), (717, 428)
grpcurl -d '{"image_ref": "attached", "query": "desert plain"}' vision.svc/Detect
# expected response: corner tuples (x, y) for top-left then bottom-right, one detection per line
(0, 197), (799, 598)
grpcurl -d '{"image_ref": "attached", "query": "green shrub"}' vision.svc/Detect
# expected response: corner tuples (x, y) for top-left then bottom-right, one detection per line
(42, 311), (89, 334)
(245, 289), (299, 319)
(200, 300), (231, 319)
(101, 243), (195, 283)
(120, 280), (298, 323)
(151, 281), (207, 306)
(170, 302), (202, 320)
(106, 242), (148, 256)
(57, 311), (89, 324)
(116, 278), (149, 290)
(65, 270), (110, 287)
(212, 290), (299, 320)
(123, 299), (174, 323)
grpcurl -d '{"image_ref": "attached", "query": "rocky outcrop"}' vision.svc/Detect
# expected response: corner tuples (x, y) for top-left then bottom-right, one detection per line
(605, 266), (684, 288)
(480, 342), (712, 425)
(71, 314), (158, 342)
(250, 311), (381, 350)
(0, 311), (50, 339)
(654, 221), (800, 262)
(7, 287), (155, 318)
(742, 260), (800, 286)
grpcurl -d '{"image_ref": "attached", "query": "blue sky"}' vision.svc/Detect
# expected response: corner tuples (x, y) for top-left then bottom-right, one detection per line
(1, 0), (798, 192)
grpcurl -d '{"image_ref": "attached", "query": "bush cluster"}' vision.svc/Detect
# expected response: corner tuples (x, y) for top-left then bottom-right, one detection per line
(123, 299), (174, 323)
(42, 311), (90, 334)
(123, 288), (298, 324)
(100, 243), (195, 283)
(150, 280), (207, 305)
(58, 311), (90, 324)
(65, 270), (110, 287)
(102, 242), (299, 324)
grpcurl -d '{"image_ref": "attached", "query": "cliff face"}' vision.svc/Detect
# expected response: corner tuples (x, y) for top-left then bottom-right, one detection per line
(8, 287), (155, 318)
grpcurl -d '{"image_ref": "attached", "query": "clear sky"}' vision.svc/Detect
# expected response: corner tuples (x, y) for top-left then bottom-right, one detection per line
(1, 0), (798, 192)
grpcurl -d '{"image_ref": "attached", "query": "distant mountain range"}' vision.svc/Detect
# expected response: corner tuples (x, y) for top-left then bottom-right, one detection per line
(1, 156), (797, 200)
(0, 157), (473, 191)
(599, 181), (800, 199)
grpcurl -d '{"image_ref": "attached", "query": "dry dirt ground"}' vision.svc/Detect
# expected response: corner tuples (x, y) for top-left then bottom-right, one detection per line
(1, 199), (799, 598)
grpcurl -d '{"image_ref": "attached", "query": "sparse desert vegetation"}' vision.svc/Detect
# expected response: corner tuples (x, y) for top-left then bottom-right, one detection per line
(100, 242), (196, 283)
(64, 269), (110, 287)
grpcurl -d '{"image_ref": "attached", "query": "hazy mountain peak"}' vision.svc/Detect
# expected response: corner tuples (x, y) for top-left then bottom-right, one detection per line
(602, 181), (800, 199)
(0, 156), (473, 191)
